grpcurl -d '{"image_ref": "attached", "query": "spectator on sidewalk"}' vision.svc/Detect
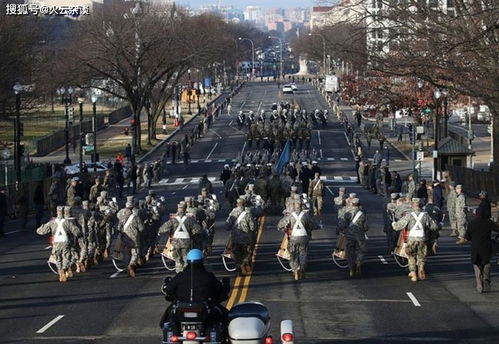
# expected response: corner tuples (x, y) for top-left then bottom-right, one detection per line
(417, 179), (428, 204)
(125, 144), (132, 163)
(433, 181), (444, 210)
(34, 183), (45, 229)
(477, 191), (491, 219)
(0, 188), (7, 237)
(383, 145), (390, 166)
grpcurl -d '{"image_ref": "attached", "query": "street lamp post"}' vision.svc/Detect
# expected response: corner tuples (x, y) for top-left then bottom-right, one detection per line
(91, 94), (98, 171)
(442, 88), (449, 138)
(78, 97), (85, 174)
(188, 69), (192, 115)
(239, 37), (255, 79)
(433, 89), (442, 180)
(13, 82), (23, 184)
(309, 32), (326, 75)
(268, 36), (283, 79)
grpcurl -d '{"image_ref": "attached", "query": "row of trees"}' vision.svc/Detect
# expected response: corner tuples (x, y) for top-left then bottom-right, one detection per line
(0, 1), (269, 152)
(296, 0), (498, 169)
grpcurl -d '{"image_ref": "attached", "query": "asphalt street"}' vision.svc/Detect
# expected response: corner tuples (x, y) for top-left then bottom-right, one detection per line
(1, 82), (498, 344)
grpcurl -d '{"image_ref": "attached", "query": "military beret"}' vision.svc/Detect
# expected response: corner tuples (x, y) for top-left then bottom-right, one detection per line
(456, 184), (463, 189)
(449, 181), (456, 187)
(82, 200), (89, 206)
(351, 198), (360, 205)
(291, 185), (298, 191)
(236, 198), (245, 205)
(126, 196), (135, 202)
(63, 206), (71, 214)
(177, 201), (186, 208)
(412, 198), (421, 204)
(339, 187), (346, 192)
(390, 193), (399, 200)
(349, 193), (357, 198)
(56, 206), (64, 212)
(100, 191), (108, 197)
(125, 201), (133, 208)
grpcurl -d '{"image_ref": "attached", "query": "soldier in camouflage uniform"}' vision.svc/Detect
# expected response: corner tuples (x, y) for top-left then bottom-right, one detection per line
(406, 174), (416, 199)
(392, 198), (438, 281)
(95, 192), (119, 259)
(285, 185), (299, 213)
(66, 178), (78, 207)
(159, 202), (200, 273)
(278, 200), (318, 280)
(185, 196), (208, 251)
(339, 198), (369, 277)
(446, 182), (457, 236)
(454, 185), (467, 244)
(71, 197), (92, 272)
(37, 206), (82, 282)
(89, 177), (104, 209)
(254, 175), (268, 203)
(116, 199), (145, 277)
(224, 198), (256, 275)
(383, 193), (399, 254)
(308, 172), (324, 216)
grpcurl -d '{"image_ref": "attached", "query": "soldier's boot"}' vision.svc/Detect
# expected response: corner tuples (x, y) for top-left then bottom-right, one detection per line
(127, 264), (136, 278)
(409, 271), (417, 282)
(103, 249), (109, 258)
(456, 238), (466, 245)
(145, 251), (151, 263)
(294, 271), (300, 281)
(59, 270), (67, 283)
(355, 264), (362, 277)
(79, 262), (86, 273)
(418, 266), (426, 280)
(76, 263), (81, 273)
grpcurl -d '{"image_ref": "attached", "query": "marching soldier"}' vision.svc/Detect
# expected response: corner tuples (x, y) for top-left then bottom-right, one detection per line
(224, 198), (256, 275)
(339, 198), (368, 277)
(383, 193), (399, 254)
(308, 172), (324, 216)
(116, 200), (145, 277)
(66, 178), (78, 207)
(159, 202), (199, 273)
(423, 196), (443, 255)
(89, 177), (104, 208)
(71, 197), (91, 272)
(37, 206), (82, 282)
(277, 200), (319, 280)
(392, 198), (438, 282)
(447, 182), (457, 236)
(455, 185), (467, 244)
(334, 187), (347, 214)
(285, 185), (299, 212)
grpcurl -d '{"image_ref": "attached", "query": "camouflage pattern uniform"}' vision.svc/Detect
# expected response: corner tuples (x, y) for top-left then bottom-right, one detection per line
(224, 200), (256, 274)
(37, 206), (82, 282)
(159, 203), (200, 273)
(392, 199), (438, 281)
(116, 203), (145, 277)
(446, 184), (457, 235)
(383, 193), (399, 253)
(339, 201), (368, 276)
(455, 185), (467, 240)
(308, 176), (324, 215)
(71, 198), (92, 271)
(277, 202), (318, 279)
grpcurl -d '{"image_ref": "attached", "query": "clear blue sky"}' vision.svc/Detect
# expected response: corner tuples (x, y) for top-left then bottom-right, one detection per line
(175, 0), (317, 9)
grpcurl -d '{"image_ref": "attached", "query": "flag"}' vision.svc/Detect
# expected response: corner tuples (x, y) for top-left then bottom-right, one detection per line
(275, 140), (291, 175)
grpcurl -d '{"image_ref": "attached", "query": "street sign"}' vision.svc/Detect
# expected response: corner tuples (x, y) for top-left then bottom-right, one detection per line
(83, 145), (94, 152)
(416, 151), (424, 161)
(416, 126), (424, 134)
(432, 150), (438, 158)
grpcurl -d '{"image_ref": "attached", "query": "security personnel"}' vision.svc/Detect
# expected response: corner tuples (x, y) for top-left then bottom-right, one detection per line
(339, 198), (368, 277)
(392, 198), (438, 282)
(159, 202), (200, 273)
(224, 198), (256, 275)
(308, 172), (324, 216)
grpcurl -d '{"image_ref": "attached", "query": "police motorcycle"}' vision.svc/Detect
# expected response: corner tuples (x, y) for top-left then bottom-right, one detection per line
(161, 252), (295, 344)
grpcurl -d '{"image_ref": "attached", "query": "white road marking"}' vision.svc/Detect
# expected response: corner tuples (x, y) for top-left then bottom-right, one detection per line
(327, 157), (335, 161)
(210, 129), (222, 139)
(218, 159), (226, 162)
(340, 157), (349, 161)
(318, 130), (322, 145)
(191, 159), (199, 163)
(205, 159), (212, 163)
(5, 230), (19, 235)
(406, 292), (421, 307)
(36, 315), (64, 334)
(45, 246), (52, 250)
(229, 120), (233, 126)
(240, 141), (247, 157)
(320, 149), (323, 158)
(334, 176), (343, 181)
(378, 255), (388, 264)
(110, 271), (121, 279)
(182, 185), (188, 190)
(326, 186), (335, 196)
(171, 192), (176, 195)
(206, 142), (218, 161)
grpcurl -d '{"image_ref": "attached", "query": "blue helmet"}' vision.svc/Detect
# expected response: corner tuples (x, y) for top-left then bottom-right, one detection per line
(186, 249), (203, 264)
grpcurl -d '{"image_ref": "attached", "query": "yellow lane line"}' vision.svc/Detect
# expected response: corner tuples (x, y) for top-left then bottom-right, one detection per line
(226, 275), (242, 310)
(238, 216), (266, 304)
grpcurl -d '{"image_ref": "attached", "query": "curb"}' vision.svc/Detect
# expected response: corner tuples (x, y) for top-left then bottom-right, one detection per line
(138, 84), (244, 163)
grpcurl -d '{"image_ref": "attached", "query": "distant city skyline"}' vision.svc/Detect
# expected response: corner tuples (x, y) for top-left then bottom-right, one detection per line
(175, 0), (317, 9)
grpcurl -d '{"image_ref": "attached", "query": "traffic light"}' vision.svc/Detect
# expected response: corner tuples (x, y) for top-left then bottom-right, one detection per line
(68, 107), (74, 123)
(85, 133), (94, 146)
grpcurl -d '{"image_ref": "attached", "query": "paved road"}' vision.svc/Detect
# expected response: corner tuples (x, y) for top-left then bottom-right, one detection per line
(1, 82), (498, 344)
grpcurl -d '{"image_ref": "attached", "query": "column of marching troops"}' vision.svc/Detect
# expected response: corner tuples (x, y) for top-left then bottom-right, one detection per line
(35, 98), (489, 285)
